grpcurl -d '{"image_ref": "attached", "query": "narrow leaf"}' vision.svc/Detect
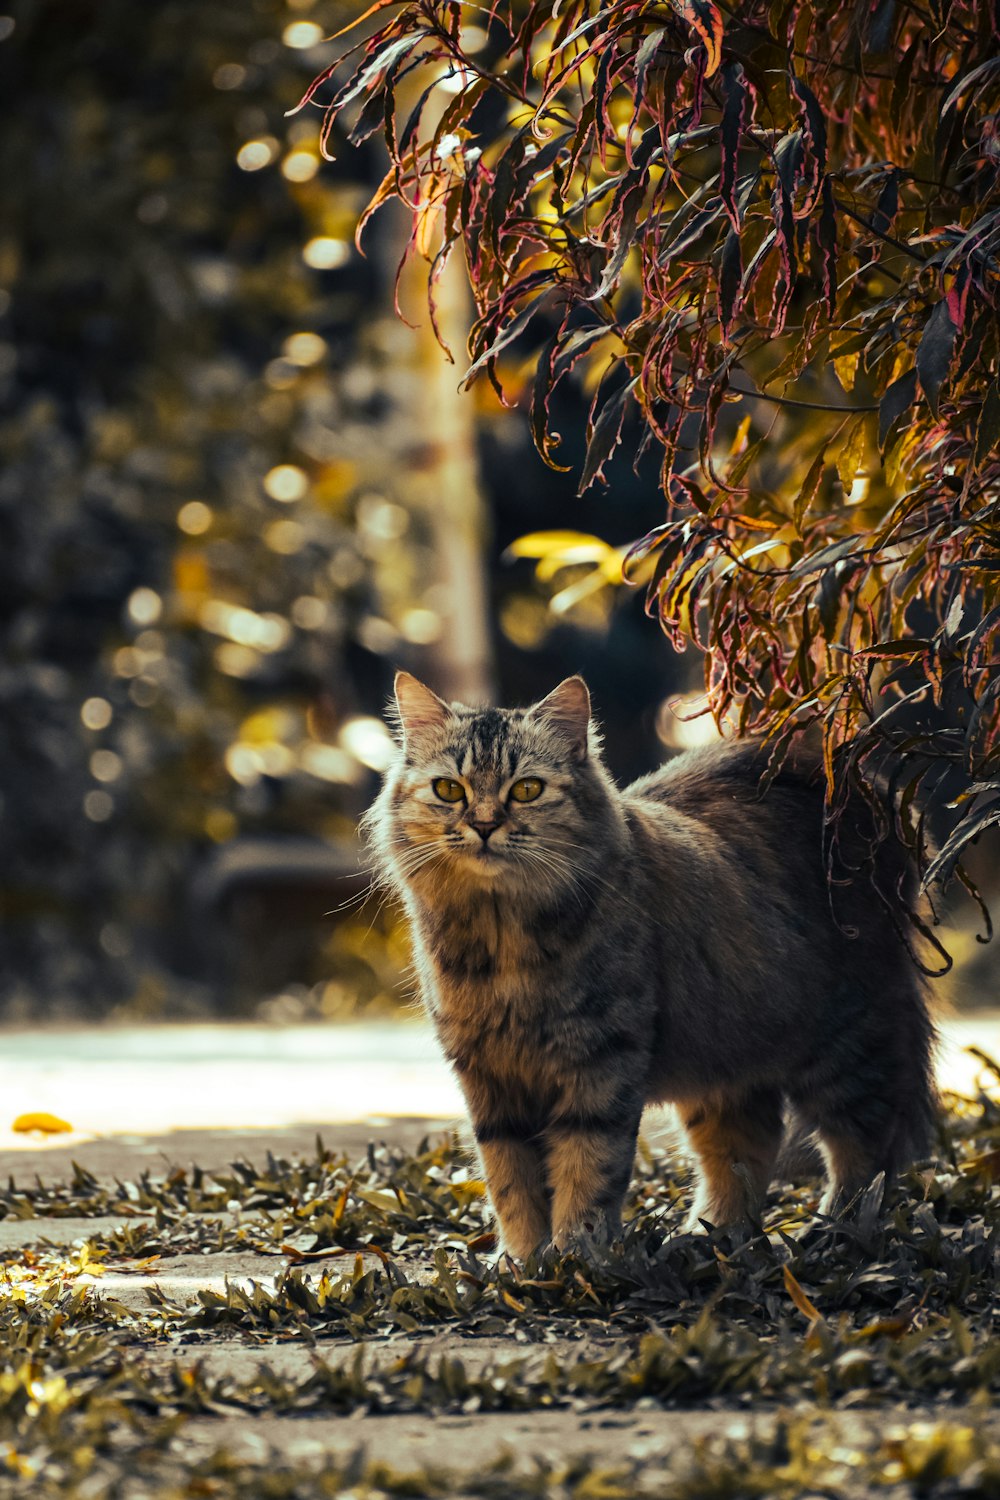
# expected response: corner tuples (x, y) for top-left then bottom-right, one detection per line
(878, 369), (917, 452)
(670, 0), (724, 77)
(916, 300), (957, 420)
(790, 534), (861, 579)
(579, 378), (637, 494)
(817, 176), (837, 315)
(720, 64), (748, 230)
(974, 383), (1000, 468)
(793, 448), (826, 533)
(791, 75), (827, 180)
(783, 1266), (822, 1325)
(941, 56), (1000, 116)
(460, 290), (551, 389)
(872, 172), (898, 236)
(923, 800), (1000, 889)
(836, 414), (868, 498)
(530, 331), (573, 473)
(718, 229), (742, 341)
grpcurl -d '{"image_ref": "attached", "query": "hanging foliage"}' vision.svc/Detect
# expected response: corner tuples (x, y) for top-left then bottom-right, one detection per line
(301, 0), (1000, 943)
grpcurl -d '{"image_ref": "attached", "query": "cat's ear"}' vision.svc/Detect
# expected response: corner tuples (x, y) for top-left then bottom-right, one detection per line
(393, 671), (452, 752)
(531, 676), (591, 761)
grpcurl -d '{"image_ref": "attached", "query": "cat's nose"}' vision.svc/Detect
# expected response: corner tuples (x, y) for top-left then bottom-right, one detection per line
(469, 816), (502, 843)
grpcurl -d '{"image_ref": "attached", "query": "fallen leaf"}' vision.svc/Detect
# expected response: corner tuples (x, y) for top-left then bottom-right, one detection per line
(783, 1265), (823, 1326)
(11, 1112), (74, 1135)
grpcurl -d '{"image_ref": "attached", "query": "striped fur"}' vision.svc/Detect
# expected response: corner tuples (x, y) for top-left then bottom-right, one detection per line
(364, 674), (937, 1258)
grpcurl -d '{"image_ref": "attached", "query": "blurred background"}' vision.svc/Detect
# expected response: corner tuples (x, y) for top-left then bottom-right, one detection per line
(0, 0), (994, 1062)
(1, 0), (691, 1031)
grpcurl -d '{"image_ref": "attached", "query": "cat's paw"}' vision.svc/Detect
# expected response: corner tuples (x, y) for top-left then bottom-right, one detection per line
(682, 1208), (713, 1234)
(494, 1234), (548, 1266)
(551, 1216), (615, 1260)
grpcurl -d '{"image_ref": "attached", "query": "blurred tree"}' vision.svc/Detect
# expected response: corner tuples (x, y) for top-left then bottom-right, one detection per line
(0, 0), (686, 1020)
(304, 0), (1000, 956)
(0, 0), (464, 1018)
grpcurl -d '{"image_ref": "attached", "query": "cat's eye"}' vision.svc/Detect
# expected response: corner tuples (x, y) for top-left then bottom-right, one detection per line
(432, 778), (465, 803)
(509, 777), (544, 803)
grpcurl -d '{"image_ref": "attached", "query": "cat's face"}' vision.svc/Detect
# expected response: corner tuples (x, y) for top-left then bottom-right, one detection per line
(379, 674), (596, 893)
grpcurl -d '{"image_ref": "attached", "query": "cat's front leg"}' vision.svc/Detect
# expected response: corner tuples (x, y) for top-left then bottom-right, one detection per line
(545, 1102), (642, 1254)
(474, 1127), (551, 1261)
(455, 1060), (551, 1259)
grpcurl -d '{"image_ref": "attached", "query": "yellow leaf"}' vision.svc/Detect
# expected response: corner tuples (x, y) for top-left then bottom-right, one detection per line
(11, 1113), (73, 1136)
(783, 1264), (823, 1325)
(505, 530), (614, 566)
(834, 349), (859, 392)
(355, 1188), (402, 1215)
(332, 1178), (353, 1226)
(452, 1177), (486, 1199)
(730, 413), (752, 456)
(549, 551), (626, 614)
(836, 413), (869, 499)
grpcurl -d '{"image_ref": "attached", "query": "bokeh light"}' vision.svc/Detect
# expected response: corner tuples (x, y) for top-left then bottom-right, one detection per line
(263, 464), (308, 502)
(302, 236), (350, 270)
(81, 698), (113, 731)
(283, 332), (327, 365)
(282, 21), (324, 49)
(339, 716), (395, 771)
(127, 588), (162, 626)
(177, 501), (213, 535)
(236, 138), (277, 171)
(282, 150), (319, 183)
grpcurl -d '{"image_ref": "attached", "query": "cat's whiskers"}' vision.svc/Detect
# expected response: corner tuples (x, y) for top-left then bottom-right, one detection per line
(357, 843), (450, 941)
(324, 834), (437, 919)
(508, 842), (590, 909)
(322, 878), (378, 919)
(540, 831), (674, 930)
(392, 844), (449, 880)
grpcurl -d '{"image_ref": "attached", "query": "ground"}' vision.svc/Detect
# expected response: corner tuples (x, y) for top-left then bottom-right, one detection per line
(1, 1086), (998, 1499)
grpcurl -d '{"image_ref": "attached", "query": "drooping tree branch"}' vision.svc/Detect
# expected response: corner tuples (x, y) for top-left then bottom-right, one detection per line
(300, 0), (1000, 941)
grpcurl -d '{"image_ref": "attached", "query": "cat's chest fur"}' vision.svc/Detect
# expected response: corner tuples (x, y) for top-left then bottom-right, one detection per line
(412, 895), (582, 1076)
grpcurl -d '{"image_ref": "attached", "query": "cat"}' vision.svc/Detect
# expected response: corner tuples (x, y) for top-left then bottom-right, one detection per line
(364, 671), (937, 1260)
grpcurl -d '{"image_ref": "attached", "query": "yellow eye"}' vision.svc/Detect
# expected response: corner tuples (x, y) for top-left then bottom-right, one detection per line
(510, 777), (544, 803)
(433, 778), (465, 803)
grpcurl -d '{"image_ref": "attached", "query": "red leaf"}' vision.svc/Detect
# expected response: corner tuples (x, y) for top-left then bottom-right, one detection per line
(355, 164), (401, 252)
(946, 261), (971, 331)
(817, 177), (837, 315)
(769, 132), (802, 331)
(628, 28), (668, 155)
(669, 0), (724, 77)
(579, 377), (637, 494)
(720, 64), (751, 231)
(718, 229), (742, 341)
(530, 329), (573, 473)
(791, 75), (827, 192)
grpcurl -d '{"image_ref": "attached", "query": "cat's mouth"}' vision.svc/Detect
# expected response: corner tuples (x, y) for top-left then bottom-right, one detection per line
(459, 842), (507, 873)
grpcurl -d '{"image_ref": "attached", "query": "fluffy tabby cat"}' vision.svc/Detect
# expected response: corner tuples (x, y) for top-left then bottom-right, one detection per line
(366, 672), (936, 1259)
